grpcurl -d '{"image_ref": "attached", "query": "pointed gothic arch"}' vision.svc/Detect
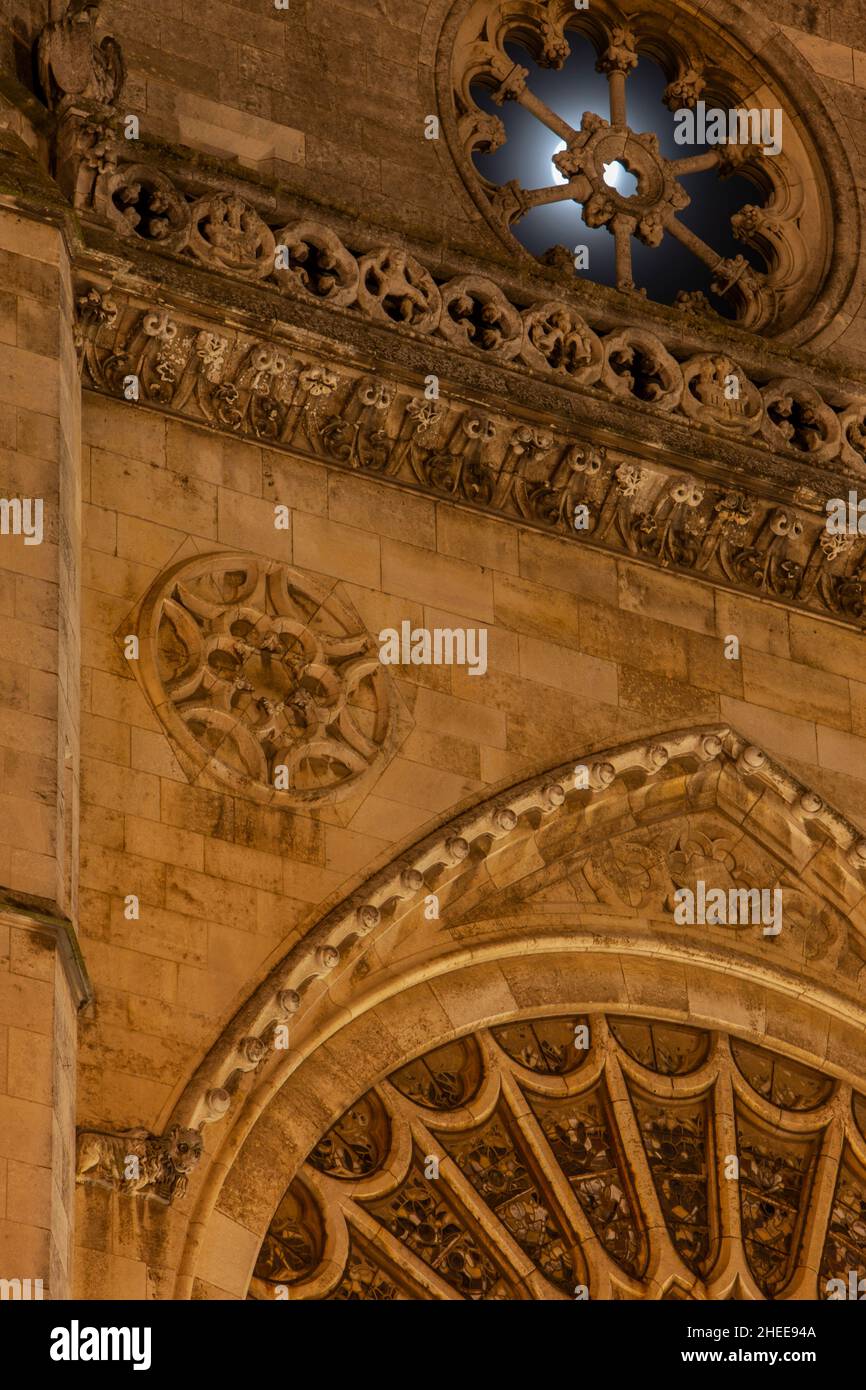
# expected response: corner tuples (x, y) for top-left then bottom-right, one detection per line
(165, 724), (866, 1298)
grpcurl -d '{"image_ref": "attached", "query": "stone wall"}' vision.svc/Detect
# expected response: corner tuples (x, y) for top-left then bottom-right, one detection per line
(0, 209), (82, 1299)
(73, 379), (866, 1292)
(0, 913), (80, 1299)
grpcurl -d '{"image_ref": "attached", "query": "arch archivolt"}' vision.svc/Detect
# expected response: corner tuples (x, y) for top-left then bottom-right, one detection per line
(164, 724), (866, 1298)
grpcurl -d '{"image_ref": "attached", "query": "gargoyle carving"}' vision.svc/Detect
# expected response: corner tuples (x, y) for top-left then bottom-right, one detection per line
(76, 1124), (202, 1202)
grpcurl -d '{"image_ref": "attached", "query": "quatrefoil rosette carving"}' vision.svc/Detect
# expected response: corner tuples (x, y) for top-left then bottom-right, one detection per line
(133, 555), (399, 806)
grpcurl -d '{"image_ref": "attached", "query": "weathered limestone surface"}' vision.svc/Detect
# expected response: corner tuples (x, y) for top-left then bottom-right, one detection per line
(0, 209), (83, 1298)
(0, 0), (863, 1301)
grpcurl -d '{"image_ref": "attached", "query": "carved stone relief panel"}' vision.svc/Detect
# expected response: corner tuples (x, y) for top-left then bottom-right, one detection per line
(131, 553), (400, 807)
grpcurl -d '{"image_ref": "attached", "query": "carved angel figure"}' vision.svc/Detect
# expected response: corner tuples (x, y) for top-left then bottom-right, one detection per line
(38, 0), (125, 112)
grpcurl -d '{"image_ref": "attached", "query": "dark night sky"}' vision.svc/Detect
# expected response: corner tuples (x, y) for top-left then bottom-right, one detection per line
(471, 34), (765, 313)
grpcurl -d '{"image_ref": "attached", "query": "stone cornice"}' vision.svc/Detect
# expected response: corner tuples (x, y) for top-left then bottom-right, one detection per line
(0, 899), (93, 1011)
(76, 278), (866, 631)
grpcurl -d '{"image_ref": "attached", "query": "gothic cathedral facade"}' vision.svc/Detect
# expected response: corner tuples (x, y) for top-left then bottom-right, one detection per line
(1, 0), (866, 1305)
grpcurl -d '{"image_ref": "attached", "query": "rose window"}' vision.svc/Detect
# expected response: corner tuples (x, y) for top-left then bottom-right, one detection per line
(449, 0), (832, 335)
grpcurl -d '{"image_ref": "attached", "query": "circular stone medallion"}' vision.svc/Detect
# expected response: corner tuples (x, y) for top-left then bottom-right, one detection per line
(134, 554), (397, 806)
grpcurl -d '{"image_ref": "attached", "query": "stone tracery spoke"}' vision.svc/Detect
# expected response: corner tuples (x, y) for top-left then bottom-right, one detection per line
(432, 1109), (577, 1294)
(342, 1200), (467, 1301)
(602, 1046), (693, 1291)
(666, 216), (729, 272)
(612, 214), (635, 292)
(511, 178), (593, 213)
(497, 1067), (631, 1298)
(327, 1240), (409, 1300)
(511, 86), (578, 144)
(709, 1060), (753, 1298)
(402, 1117), (565, 1299)
(790, 1118), (844, 1299)
(606, 69), (628, 128)
(670, 150), (727, 178)
(496, 1069), (592, 1290)
(510, 53), (747, 301)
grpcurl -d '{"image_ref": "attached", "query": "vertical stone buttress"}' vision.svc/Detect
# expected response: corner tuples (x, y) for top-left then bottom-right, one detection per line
(0, 203), (87, 1299)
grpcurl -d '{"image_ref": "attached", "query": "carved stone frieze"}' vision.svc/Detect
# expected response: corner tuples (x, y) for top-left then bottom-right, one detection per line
(77, 287), (866, 630)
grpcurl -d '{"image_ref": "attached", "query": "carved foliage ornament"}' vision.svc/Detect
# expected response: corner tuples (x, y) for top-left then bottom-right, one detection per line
(132, 554), (397, 806)
(251, 1017), (866, 1300)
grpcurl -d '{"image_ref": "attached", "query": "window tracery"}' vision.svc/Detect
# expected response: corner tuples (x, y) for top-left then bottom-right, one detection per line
(449, 0), (832, 335)
(250, 1016), (866, 1300)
